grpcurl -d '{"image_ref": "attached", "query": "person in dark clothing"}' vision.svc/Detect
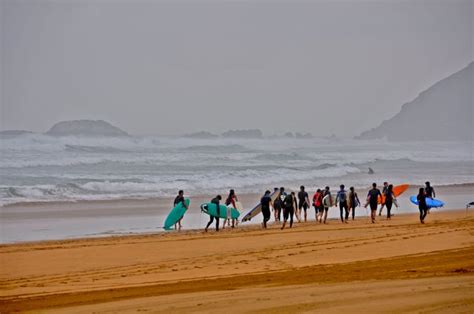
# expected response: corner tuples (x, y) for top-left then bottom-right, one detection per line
(379, 182), (389, 216)
(348, 187), (360, 220)
(384, 184), (395, 220)
(336, 184), (349, 223)
(297, 185), (310, 222)
(425, 182), (436, 214)
(273, 187), (282, 222)
(205, 195), (222, 232)
(173, 190), (188, 229)
(417, 188), (428, 224)
(261, 190), (273, 228)
(322, 186), (332, 224)
(425, 182), (436, 198)
(275, 187), (287, 222)
(365, 183), (382, 223)
(281, 191), (297, 230)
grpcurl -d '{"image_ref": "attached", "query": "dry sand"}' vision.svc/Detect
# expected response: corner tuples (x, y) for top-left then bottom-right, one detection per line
(1, 209), (473, 313)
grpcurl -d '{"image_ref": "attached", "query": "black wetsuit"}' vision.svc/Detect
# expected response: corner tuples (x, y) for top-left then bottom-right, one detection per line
(273, 193), (283, 221)
(367, 188), (381, 211)
(349, 192), (359, 220)
(425, 186), (435, 198)
(384, 190), (393, 218)
(283, 194), (295, 227)
(298, 191), (309, 210)
(261, 194), (272, 228)
(205, 197), (221, 231)
(336, 190), (349, 222)
(417, 194), (428, 222)
(173, 195), (185, 207)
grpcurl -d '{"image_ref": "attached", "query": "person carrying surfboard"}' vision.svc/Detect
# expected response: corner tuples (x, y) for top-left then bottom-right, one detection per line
(384, 184), (395, 220)
(205, 195), (222, 232)
(281, 191), (297, 230)
(348, 187), (360, 220)
(417, 188), (428, 224)
(275, 187), (287, 223)
(224, 189), (238, 229)
(173, 190), (188, 229)
(273, 187), (283, 222)
(336, 185), (350, 223)
(365, 183), (382, 223)
(322, 186), (333, 224)
(260, 190), (273, 229)
(297, 186), (310, 222)
(425, 182), (436, 214)
(378, 182), (389, 216)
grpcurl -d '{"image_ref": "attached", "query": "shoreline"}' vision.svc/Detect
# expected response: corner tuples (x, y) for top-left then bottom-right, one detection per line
(1, 183), (473, 244)
(1, 209), (473, 312)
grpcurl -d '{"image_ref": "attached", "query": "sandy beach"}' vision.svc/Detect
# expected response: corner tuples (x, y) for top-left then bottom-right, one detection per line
(1, 208), (473, 312)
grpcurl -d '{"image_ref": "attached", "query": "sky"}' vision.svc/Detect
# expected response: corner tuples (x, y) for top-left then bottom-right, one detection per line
(1, 0), (472, 137)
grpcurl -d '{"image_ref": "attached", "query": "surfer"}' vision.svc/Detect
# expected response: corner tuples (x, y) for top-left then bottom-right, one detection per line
(425, 182), (436, 214)
(348, 187), (360, 220)
(417, 188), (428, 224)
(322, 186), (333, 224)
(260, 190), (273, 229)
(336, 185), (349, 223)
(281, 191), (297, 230)
(297, 185), (310, 222)
(365, 183), (382, 223)
(275, 187), (287, 222)
(273, 187), (283, 222)
(368, 167), (375, 174)
(384, 184), (395, 220)
(205, 195), (222, 232)
(173, 190), (188, 229)
(378, 182), (389, 216)
(224, 189), (238, 228)
(312, 189), (324, 223)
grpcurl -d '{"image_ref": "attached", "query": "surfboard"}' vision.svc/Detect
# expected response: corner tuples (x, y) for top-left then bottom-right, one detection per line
(163, 198), (190, 230)
(241, 190), (279, 222)
(379, 184), (409, 204)
(410, 195), (445, 208)
(201, 202), (240, 219)
(322, 194), (334, 207)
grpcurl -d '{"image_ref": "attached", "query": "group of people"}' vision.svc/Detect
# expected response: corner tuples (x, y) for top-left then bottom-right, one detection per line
(172, 181), (437, 231)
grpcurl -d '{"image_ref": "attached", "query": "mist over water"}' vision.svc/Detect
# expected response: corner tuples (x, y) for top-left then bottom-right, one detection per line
(1, 134), (472, 206)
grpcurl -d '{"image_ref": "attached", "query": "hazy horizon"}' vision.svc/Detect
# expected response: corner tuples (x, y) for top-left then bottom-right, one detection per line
(1, 0), (473, 136)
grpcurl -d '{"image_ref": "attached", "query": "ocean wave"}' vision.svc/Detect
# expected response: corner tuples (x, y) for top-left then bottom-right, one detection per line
(179, 144), (251, 153)
(64, 144), (131, 153)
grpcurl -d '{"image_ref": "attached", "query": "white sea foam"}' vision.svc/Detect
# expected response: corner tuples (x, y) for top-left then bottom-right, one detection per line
(1, 134), (472, 205)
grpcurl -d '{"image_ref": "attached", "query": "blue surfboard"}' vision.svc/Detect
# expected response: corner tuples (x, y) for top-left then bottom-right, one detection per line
(164, 198), (190, 230)
(410, 195), (444, 208)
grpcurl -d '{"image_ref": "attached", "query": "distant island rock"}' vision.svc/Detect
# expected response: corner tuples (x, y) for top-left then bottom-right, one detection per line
(46, 120), (129, 137)
(0, 130), (34, 137)
(222, 129), (263, 139)
(183, 131), (218, 139)
(357, 62), (473, 141)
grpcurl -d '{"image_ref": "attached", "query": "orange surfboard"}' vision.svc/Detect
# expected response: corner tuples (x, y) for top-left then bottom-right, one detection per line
(379, 184), (409, 204)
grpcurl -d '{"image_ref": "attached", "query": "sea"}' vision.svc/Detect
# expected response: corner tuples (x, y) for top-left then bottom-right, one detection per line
(1, 134), (473, 205)
(1, 134), (473, 242)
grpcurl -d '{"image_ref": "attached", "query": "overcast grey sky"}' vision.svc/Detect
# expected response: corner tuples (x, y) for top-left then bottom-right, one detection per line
(1, 0), (472, 136)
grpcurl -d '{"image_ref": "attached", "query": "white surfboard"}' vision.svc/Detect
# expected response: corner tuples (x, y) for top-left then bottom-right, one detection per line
(241, 190), (279, 222)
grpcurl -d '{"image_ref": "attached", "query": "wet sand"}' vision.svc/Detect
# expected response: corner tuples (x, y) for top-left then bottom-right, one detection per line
(2, 183), (473, 243)
(1, 209), (474, 312)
